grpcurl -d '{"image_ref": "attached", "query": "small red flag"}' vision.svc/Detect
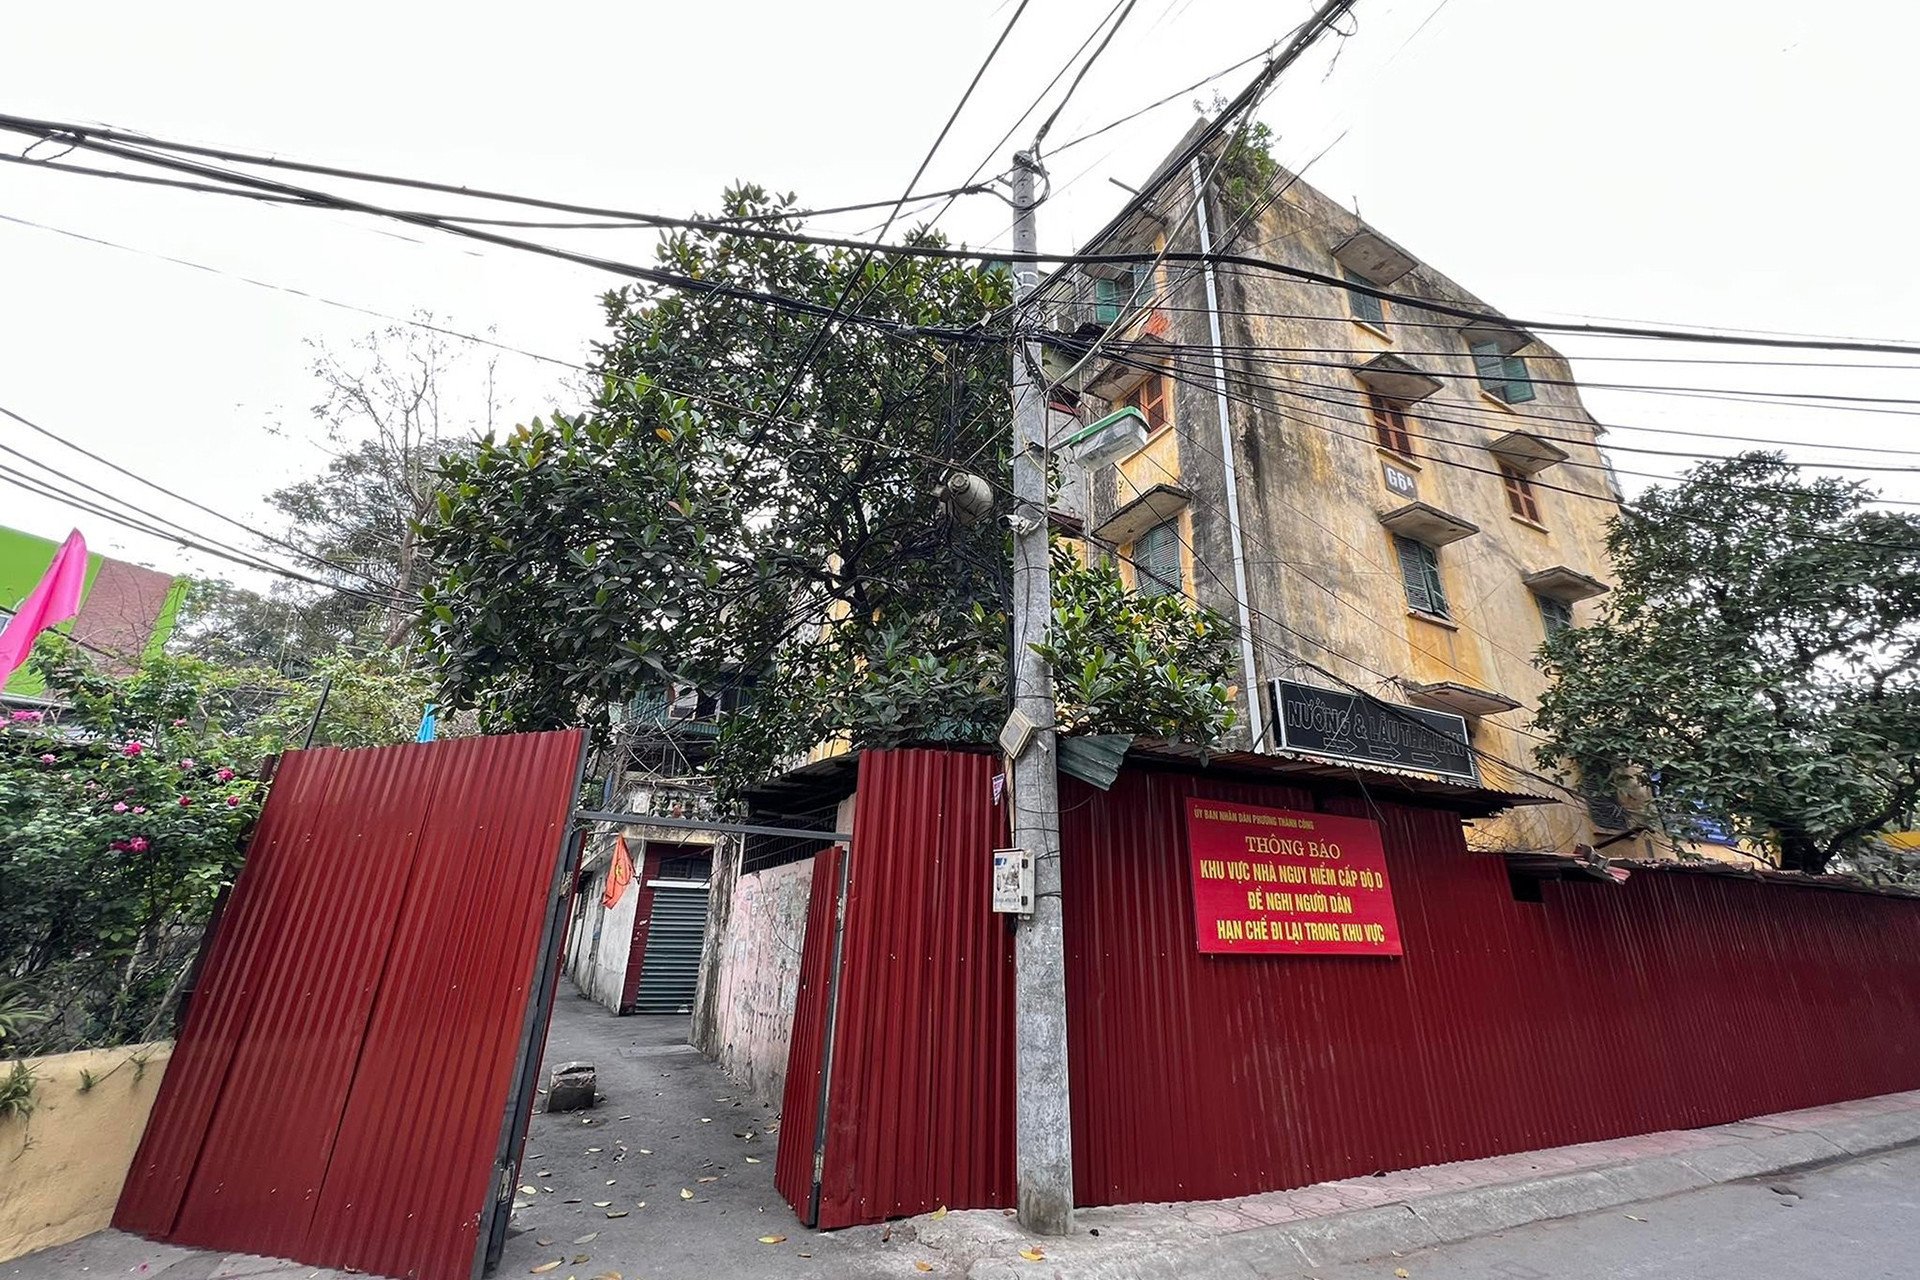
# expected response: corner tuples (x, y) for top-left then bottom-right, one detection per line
(602, 835), (635, 908)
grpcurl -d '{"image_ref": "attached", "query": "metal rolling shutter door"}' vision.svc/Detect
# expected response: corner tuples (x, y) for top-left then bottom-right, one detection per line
(631, 887), (708, 1013)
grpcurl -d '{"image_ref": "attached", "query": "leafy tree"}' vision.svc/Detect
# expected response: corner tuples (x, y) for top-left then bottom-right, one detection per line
(1534, 453), (1920, 875)
(177, 318), (500, 671)
(422, 185), (1236, 795)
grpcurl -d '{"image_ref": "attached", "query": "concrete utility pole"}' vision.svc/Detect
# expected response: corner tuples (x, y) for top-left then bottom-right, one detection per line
(1006, 149), (1074, 1237)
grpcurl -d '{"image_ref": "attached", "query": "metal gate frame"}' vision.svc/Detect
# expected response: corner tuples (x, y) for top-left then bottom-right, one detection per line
(480, 825), (585, 1273)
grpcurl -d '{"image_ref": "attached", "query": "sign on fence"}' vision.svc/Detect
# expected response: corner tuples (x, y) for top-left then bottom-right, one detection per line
(1186, 797), (1402, 957)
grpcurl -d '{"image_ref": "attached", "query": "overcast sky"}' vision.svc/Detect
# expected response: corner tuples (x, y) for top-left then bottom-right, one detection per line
(3, 0), (1917, 587)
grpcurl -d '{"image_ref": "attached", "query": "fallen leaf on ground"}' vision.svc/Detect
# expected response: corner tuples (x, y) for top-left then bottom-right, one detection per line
(1019, 1247), (1046, 1262)
(530, 1263), (561, 1275)
(635, 1201), (647, 1209)
(931, 1205), (948, 1220)
(590, 1272), (623, 1280)
(606, 1210), (628, 1218)
(697, 1176), (719, 1183)
(573, 1253), (590, 1264)
(536, 1239), (552, 1246)
(798, 1253), (812, 1259)
(679, 1189), (694, 1200)
(586, 1147), (602, 1154)
(518, 1185), (539, 1195)
(699, 1118), (712, 1124)
(617, 1115), (631, 1120)
(606, 1179), (617, 1186)
(1624, 1214), (1647, 1222)
(1394, 1270), (1410, 1279)
(562, 1198), (581, 1204)
(759, 1235), (787, 1244)
(914, 1263), (933, 1273)
(745, 1157), (762, 1164)
(537, 1171), (552, 1177)
(639, 1149), (652, 1155)
(592, 1201), (612, 1208)
(573, 1233), (598, 1244)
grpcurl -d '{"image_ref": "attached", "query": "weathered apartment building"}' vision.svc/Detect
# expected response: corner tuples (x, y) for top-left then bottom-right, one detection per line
(1043, 127), (1675, 858)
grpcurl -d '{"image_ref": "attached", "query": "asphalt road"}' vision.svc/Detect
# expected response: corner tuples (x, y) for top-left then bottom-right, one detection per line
(1317, 1144), (1920, 1280)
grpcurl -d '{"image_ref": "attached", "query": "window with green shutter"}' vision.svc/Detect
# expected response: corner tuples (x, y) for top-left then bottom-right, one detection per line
(1132, 520), (1183, 599)
(1394, 535), (1449, 618)
(1470, 340), (1536, 404)
(1536, 593), (1574, 637)
(1092, 275), (1122, 325)
(1344, 267), (1385, 328)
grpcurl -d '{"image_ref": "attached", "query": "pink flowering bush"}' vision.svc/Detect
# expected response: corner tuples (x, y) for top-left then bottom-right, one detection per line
(2, 647), (270, 1054)
(3, 639), (430, 1054)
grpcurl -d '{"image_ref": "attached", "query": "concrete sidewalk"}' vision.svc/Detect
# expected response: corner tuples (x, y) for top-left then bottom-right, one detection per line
(888, 1089), (1920, 1279)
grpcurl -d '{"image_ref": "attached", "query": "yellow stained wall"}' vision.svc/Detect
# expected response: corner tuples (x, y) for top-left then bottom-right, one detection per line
(1076, 169), (1627, 856)
(0, 1042), (172, 1261)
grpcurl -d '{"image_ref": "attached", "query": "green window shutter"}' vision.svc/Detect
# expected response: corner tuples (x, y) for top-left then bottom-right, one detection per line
(1502, 352), (1536, 403)
(1346, 269), (1385, 327)
(1536, 593), (1573, 637)
(1093, 276), (1121, 325)
(1130, 262), (1155, 305)
(1470, 340), (1508, 394)
(1421, 543), (1449, 617)
(1395, 536), (1434, 615)
(1134, 521), (1182, 598)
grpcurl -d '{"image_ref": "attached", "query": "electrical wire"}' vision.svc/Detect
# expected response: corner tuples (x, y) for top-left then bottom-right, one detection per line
(1047, 44), (1277, 155)
(0, 403), (416, 591)
(1067, 336), (1920, 543)
(0, 458), (414, 603)
(1032, 0), (1140, 151)
(17, 111), (1920, 360)
(0, 152), (993, 231)
(759, 0), (1034, 422)
(0, 128), (996, 347)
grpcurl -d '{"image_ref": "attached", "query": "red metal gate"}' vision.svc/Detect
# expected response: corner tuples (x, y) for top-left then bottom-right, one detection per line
(115, 730), (586, 1280)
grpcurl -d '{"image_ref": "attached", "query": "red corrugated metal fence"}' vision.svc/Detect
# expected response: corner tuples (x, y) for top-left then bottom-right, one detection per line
(778, 748), (1920, 1226)
(773, 843), (844, 1219)
(1063, 773), (1920, 1203)
(778, 750), (1013, 1228)
(115, 730), (585, 1280)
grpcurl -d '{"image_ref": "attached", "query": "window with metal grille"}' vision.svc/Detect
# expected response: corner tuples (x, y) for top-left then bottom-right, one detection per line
(1131, 520), (1183, 599)
(1501, 463), (1542, 522)
(1367, 392), (1414, 456)
(1470, 340), (1536, 404)
(1344, 266), (1385, 328)
(655, 852), (711, 882)
(1394, 535), (1449, 618)
(1536, 592), (1573, 637)
(1123, 375), (1170, 433)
